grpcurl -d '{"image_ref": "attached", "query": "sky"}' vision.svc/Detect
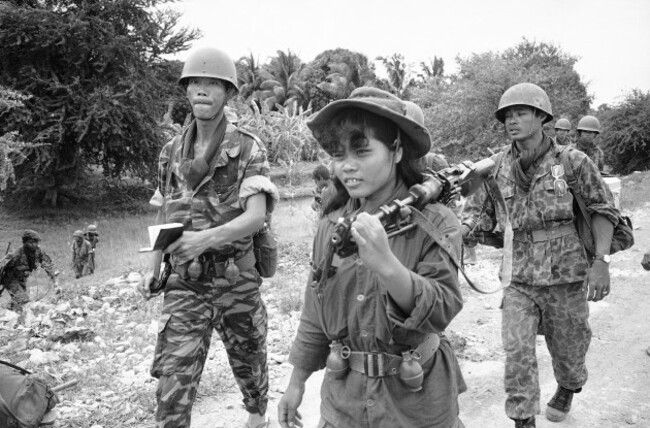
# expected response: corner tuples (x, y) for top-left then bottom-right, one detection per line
(171, 0), (650, 108)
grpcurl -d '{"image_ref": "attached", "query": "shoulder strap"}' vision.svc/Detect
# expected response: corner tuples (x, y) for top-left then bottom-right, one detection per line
(558, 147), (593, 228)
(491, 146), (510, 180)
(409, 208), (502, 294)
(165, 135), (182, 196)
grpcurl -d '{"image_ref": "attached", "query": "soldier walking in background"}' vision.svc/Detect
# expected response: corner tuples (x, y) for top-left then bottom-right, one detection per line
(0, 230), (58, 314)
(71, 230), (92, 279)
(84, 224), (99, 274)
(310, 163), (332, 214)
(461, 83), (618, 427)
(573, 115), (606, 171)
(137, 46), (278, 428)
(553, 118), (572, 145)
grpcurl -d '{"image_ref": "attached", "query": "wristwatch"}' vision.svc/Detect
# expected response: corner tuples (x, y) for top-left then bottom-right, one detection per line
(593, 254), (611, 264)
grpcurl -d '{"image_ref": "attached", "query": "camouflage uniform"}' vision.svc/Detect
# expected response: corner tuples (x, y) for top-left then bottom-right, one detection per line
(72, 239), (93, 278)
(84, 232), (99, 273)
(461, 135), (618, 420)
(572, 143), (605, 172)
(153, 119), (278, 428)
(0, 245), (56, 312)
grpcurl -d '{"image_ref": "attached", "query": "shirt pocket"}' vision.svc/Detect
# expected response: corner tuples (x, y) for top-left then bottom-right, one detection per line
(210, 153), (240, 203)
(540, 175), (574, 222)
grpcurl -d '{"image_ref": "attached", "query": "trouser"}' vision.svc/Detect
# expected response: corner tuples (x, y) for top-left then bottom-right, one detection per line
(151, 269), (269, 428)
(502, 282), (591, 419)
(6, 280), (29, 312)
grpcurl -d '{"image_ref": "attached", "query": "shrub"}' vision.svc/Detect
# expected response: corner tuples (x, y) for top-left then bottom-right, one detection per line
(237, 101), (324, 165)
(601, 90), (650, 174)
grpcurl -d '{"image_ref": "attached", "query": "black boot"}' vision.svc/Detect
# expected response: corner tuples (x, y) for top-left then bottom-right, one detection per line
(513, 416), (535, 428)
(546, 385), (581, 422)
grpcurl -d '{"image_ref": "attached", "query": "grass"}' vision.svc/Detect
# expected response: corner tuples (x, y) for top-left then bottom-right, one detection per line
(0, 193), (318, 428)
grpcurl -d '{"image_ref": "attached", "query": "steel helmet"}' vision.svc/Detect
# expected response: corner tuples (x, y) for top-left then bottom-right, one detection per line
(495, 83), (553, 124)
(73, 230), (85, 238)
(87, 224), (97, 233)
(577, 115), (600, 133)
(554, 118), (571, 130)
(178, 46), (239, 94)
(22, 230), (40, 242)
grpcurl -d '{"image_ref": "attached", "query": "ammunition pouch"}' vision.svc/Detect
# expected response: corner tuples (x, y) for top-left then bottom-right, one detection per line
(171, 250), (256, 281)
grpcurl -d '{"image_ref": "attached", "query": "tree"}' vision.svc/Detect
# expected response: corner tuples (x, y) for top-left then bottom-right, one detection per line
(600, 90), (650, 174)
(301, 48), (376, 111)
(411, 39), (591, 161)
(256, 49), (307, 112)
(0, 86), (42, 195)
(376, 53), (416, 99)
(417, 56), (445, 82)
(0, 0), (199, 205)
(236, 53), (265, 101)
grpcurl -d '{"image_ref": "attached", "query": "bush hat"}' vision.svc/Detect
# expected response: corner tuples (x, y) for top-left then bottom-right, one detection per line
(307, 87), (431, 159)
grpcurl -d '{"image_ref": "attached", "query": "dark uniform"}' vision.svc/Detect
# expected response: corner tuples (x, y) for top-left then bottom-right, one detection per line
(0, 232), (56, 312)
(71, 237), (93, 278)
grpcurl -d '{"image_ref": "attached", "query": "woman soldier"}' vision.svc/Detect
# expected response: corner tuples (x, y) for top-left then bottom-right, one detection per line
(277, 88), (466, 428)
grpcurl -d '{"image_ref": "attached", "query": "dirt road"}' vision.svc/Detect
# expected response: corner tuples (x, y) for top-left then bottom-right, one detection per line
(192, 202), (650, 428)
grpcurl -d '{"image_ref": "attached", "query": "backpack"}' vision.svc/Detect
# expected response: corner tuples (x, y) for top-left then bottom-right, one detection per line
(0, 360), (59, 428)
(557, 146), (634, 258)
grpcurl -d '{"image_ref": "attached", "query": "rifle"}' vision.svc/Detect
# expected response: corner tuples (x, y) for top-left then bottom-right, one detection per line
(312, 157), (495, 298)
(467, 231), (505, 249)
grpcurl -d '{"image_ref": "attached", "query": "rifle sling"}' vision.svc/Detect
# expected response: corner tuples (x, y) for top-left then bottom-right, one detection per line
(409, 207), (501, 295)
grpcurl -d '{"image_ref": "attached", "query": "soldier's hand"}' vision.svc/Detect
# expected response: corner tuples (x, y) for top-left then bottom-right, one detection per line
(586, 260), (610, 301)
(461, 224), (477, 247)
(137, 272), (159, 300)
(349, 213), (393, 274)
(641, 252), (650, 271)
(164, 231), (210, 265)
(278, 383), (305, 428)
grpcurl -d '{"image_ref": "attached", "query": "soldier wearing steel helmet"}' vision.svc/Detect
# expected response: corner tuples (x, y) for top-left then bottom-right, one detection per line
(573, 115), (606, 171)
(71, 229), (92, 279)
(553, 118), (572, 145)
(84, 224), (99, 274)
(0, 230), (58, 313)
(137, 46), (278, 428)
(460, 83), (618, 427)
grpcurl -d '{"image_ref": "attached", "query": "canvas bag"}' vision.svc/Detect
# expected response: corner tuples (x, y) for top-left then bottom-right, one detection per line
(557, 146), (634, 258)
(252, 220), (278, 278)
(0, 360), (59, 428)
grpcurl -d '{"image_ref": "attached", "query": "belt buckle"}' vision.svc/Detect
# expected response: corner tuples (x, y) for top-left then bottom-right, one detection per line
(364, 352), (388, 377)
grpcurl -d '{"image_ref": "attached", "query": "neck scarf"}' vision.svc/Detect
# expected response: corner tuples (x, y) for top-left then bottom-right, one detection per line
(179, 116), (228, 189)
(511, 134), (552, 193)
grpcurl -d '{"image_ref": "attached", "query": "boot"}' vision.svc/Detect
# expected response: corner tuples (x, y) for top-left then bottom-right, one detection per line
(546, 385), (580, 422)
(513, 416), (535, 428)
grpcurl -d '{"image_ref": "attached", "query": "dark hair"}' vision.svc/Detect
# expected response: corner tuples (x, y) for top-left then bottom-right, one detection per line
(312, 164), (330, 181)
(321, 108), (424, 215)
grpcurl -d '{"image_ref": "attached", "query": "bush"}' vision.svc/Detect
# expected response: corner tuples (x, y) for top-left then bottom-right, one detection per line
(237, 100), (325, 165)
(601, 90), (650, 174)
